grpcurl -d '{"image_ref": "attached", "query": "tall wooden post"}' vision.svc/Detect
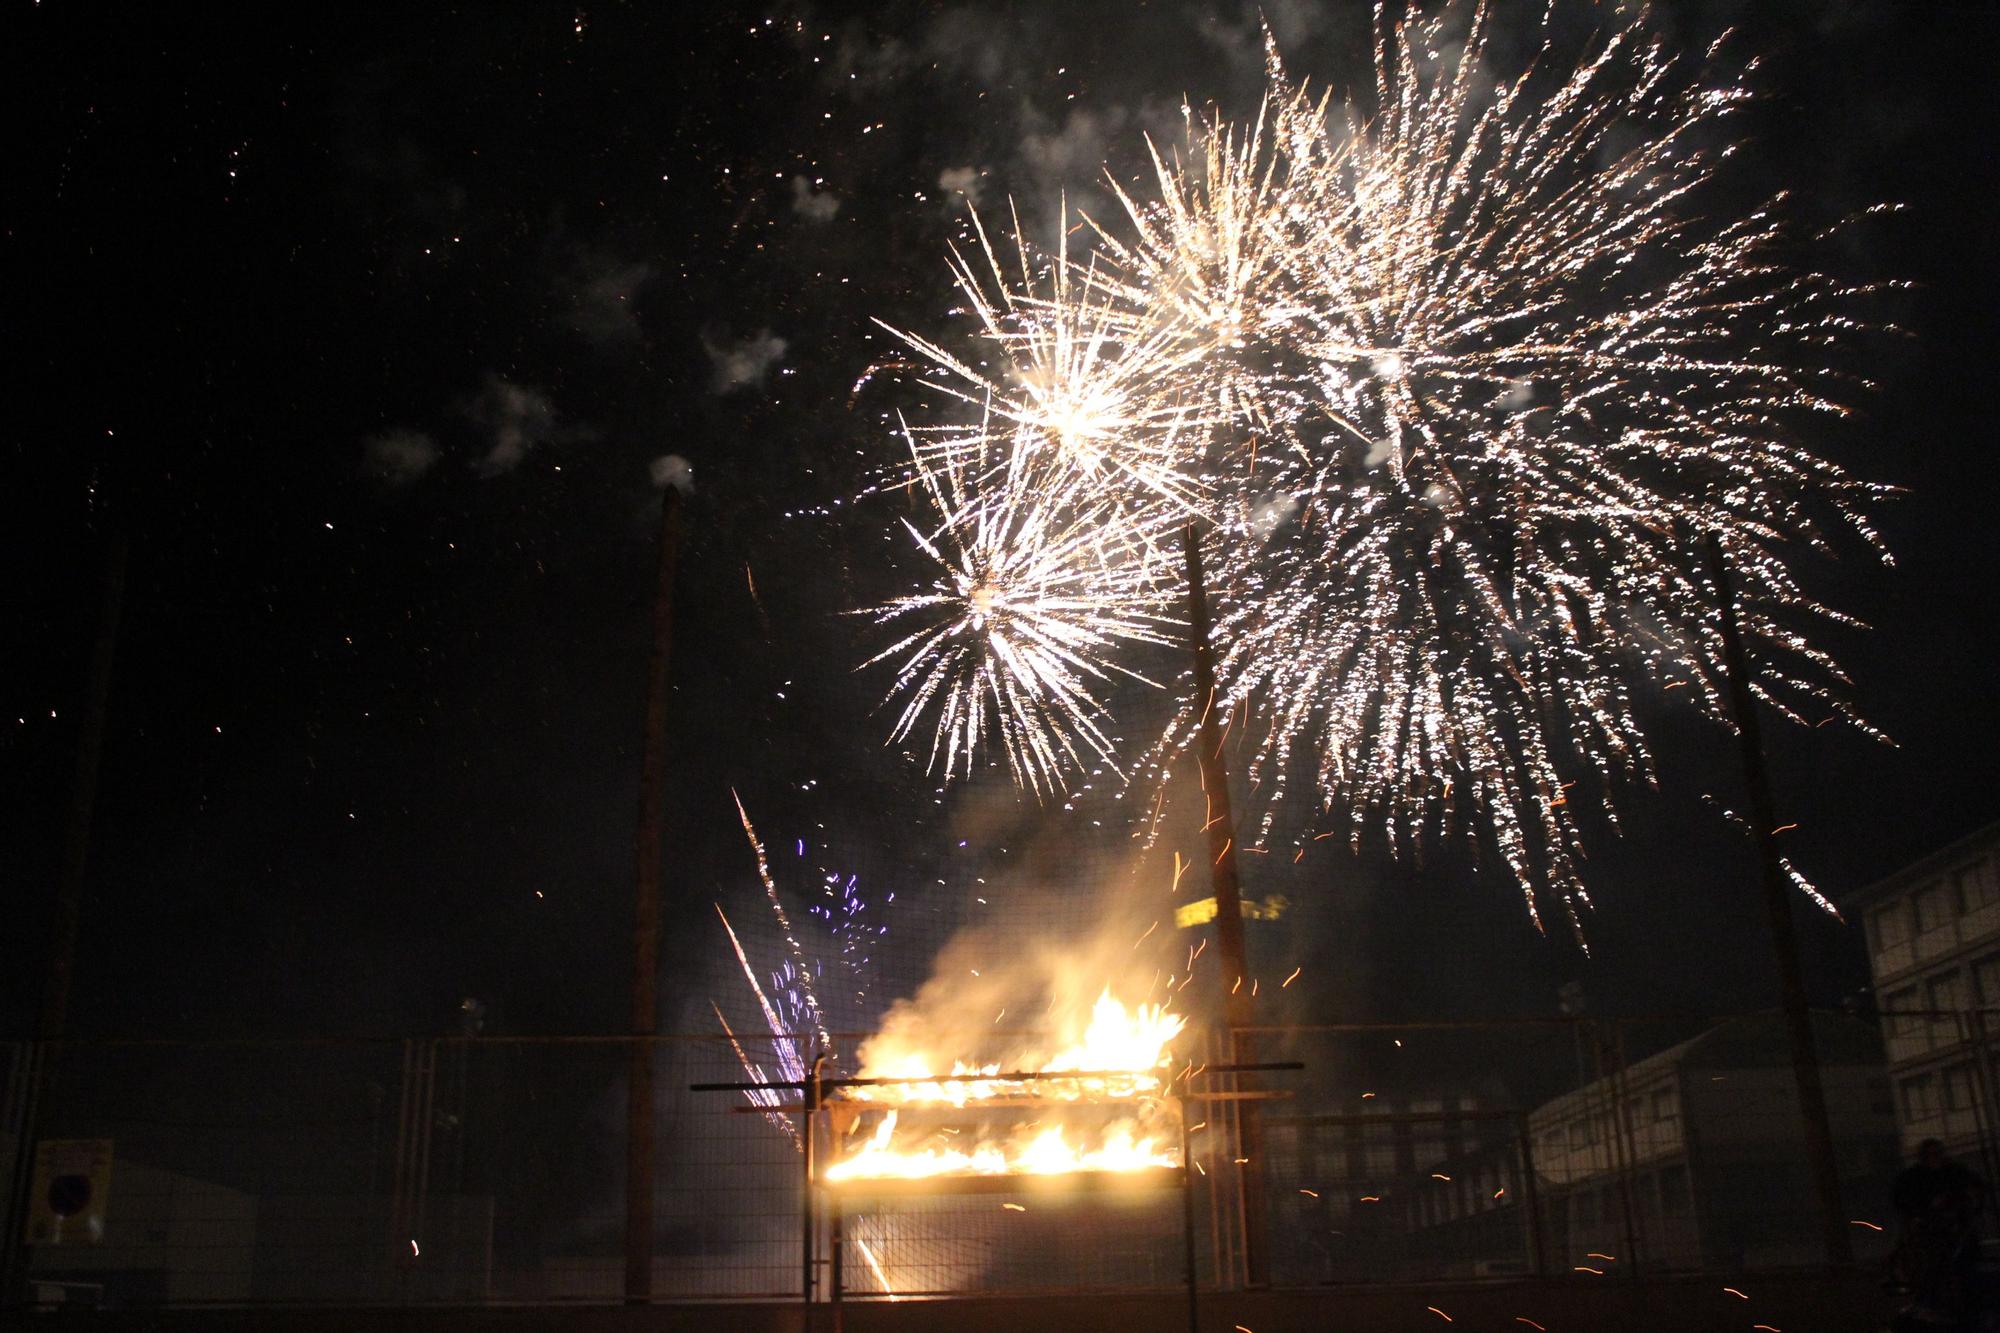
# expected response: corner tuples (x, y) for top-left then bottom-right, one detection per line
(1182, 520), (1269, 1285)
(1705, 531), (1851, 1268)
(39, 531), (128, 1042)
(5, 531), (128, 1303)
(626, 483), (684, 1303)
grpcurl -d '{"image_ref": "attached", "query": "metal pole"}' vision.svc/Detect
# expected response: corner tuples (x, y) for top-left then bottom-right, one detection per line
(830, 1191), (843, 1332)
(1182, 520), (1269, 1286)
(1958, 1011), (2000, 1218)
(1705, 531), (1851, 1268)
(1182, 1092), (1199, 1333)
(626, 484), (684, 1304)
(1606, 1024), (1642, 1275)
(804, 1055), (823, 1318)
(1517, 1115), (1548, 1277)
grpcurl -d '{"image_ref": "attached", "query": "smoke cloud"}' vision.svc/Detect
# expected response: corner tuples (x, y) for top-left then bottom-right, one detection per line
(705, 329), (789, 394)
(361, 427), (440, 485)
(789, 175), (842, 222)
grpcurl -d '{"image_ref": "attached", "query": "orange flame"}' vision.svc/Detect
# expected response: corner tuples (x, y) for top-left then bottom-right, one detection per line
(827, 989), (1184, 1181)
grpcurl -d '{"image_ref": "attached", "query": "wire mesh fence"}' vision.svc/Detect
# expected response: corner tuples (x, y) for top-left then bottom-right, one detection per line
(0, 1009), (1974, 1308)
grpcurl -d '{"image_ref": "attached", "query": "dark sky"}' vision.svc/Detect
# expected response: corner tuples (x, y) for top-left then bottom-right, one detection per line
(5, 0), (1997, 1046)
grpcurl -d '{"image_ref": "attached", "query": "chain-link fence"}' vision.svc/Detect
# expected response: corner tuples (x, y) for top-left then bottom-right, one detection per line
(2, 1008), (1970, 1309)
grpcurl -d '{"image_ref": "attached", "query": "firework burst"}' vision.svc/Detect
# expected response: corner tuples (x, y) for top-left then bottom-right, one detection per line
(861, 442), (1180, 796)
(862, 1), (1894, 929)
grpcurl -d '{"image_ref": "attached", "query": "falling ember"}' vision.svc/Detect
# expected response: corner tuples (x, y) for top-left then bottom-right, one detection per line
(825, 989), (1186, 1182)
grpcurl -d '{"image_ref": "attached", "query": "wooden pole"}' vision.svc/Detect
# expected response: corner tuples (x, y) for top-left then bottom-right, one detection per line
(39, 531), (128, 1041)
(1182, 519), (1270, 1285)
(1705, 530), (1851, 1268)
(626, 484), (684, 1303)
(4, 532), (127, 1303)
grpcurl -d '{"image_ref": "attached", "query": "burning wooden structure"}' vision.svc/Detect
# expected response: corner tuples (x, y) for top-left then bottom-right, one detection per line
(693, 1035), (1298, 1332)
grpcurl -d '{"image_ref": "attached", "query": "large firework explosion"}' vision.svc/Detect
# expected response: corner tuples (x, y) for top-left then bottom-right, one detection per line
(860, 0), (1892, 932)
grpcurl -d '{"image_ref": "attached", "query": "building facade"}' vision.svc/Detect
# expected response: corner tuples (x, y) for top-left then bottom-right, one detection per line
(1850, 818), (2000, 1168)
(1524, 1012), (1898, 1272)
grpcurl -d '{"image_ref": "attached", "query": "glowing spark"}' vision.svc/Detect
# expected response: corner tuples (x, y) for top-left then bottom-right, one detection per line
(855, 1236), (897, 1299)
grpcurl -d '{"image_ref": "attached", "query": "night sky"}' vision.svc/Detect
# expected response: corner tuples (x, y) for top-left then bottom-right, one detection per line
(6, 1), (1998, 1046)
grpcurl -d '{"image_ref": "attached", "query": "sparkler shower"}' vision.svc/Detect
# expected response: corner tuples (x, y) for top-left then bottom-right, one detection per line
(863, 0), (1895, 934)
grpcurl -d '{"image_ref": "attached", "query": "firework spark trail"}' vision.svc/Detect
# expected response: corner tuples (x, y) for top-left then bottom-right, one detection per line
(731, 789), (831, 1054)
(715, 903), (803, 1077)
(863, 0), (1895, 931)
(860, 440), (1182, 796)
(710, 995), (800, 1145)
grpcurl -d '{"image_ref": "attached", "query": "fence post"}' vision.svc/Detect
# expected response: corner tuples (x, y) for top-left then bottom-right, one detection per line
(1608, 1024), (1643, 1275)
(1517, 1113), (1548, 1277)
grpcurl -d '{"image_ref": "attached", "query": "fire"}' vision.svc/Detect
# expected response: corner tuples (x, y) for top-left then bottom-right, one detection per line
(826, 989), (1185, 1182)
(825, 1112), (1175, 1181)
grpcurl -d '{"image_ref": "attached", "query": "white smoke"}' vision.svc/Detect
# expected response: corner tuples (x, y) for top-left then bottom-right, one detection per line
(361, 427), (440, 485)
(790, 175), (841, 222)
(649, 453), (693, 494)
(705, 329), (789, 394)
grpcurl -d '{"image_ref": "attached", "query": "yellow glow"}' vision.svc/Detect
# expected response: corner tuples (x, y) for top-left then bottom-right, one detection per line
(1174, 894), (1289, 929)
(827, 989), (1184, 1182)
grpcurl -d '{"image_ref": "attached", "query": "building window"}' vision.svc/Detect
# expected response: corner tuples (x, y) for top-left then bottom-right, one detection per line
(1961, 859), (1999, 913)
(1973, 955), (2000, 1010)
(1930, 973), (1969, 1047)
(1875, 903), (1912, 951)
(1902, 1073), (1940, 1123)
(1946, 1064), (1982, 1113)
(1885, 985), (1922, 1042)
(1660, 1163), (1689, 1215)
(1915, 884), (1954, 934)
